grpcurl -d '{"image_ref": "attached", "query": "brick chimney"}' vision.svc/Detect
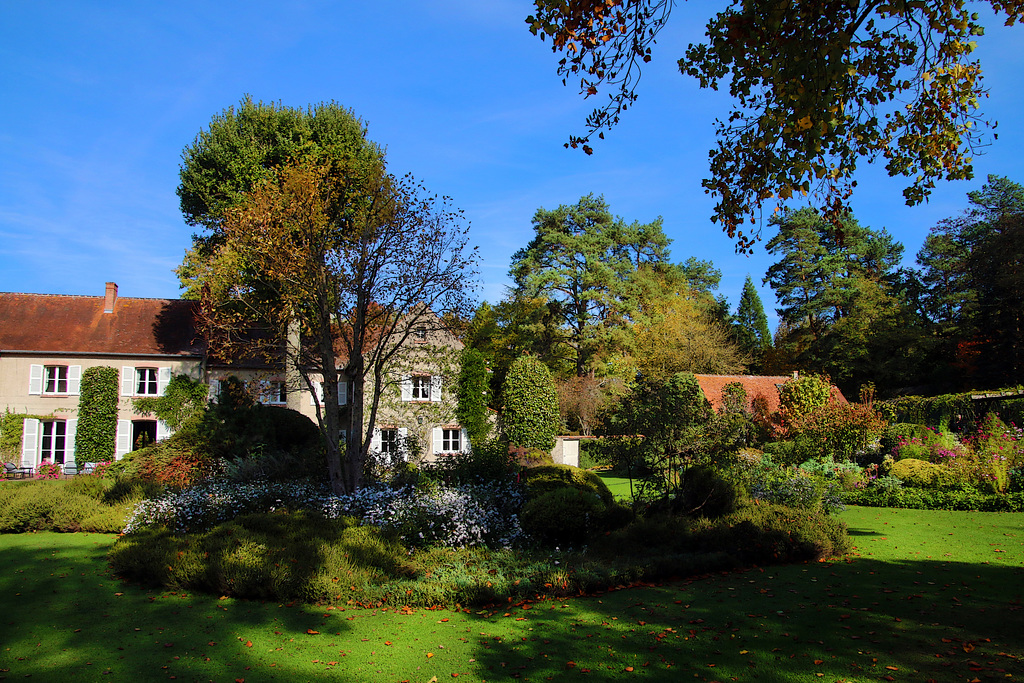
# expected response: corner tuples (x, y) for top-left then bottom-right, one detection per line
(103, 282), (118, 313)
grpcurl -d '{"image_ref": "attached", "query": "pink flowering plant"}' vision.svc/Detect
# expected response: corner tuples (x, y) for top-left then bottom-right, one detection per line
(34, 459), (62, 480)
(889, 414), (1024, 493)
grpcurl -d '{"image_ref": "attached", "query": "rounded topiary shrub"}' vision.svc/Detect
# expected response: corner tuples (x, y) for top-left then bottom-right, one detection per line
(521, 487), (605, 546)
(521, 464), (614, 506)
(501, 356), (560, 450)
(889, 458), (948, 489)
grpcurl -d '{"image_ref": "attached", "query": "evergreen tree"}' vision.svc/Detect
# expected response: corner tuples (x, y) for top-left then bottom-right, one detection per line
(734, 275), (772, 369)
(510, 194), (671, 376)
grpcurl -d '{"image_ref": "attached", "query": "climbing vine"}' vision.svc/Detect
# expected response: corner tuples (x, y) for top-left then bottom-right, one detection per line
(76, 366), (119, 464)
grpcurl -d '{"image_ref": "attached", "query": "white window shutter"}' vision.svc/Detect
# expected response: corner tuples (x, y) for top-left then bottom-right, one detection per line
(208, 379), (219, 404)
(370, 428), (382, 453)
(432, 427), (442, 454)
(21, 418), (39, 465)
(400, 376), (412, 401)
(430, 376), (443, 402)
(339, 381), (348, 406)
(398, 427), (409, 460)
(121, 367), (134, 396)
(115, 420), (132, 458)
(460, 428), (470, 453)
(156, 420), (171, 441)
(310, 381), (323, 406)
(29, 364), (44, 395)
(157, 367), (171, 396)
(68, 365), (82, 395)
(66, 419), (78, 462)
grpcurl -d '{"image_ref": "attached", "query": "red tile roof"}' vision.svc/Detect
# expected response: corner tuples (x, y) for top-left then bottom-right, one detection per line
(694, 374), (848, 414)
(0, 292), (203, 357)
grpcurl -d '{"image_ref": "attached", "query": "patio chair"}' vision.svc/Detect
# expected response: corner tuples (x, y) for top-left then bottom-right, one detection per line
(63, 462), (79, 476)
(3, 462), (33, 479)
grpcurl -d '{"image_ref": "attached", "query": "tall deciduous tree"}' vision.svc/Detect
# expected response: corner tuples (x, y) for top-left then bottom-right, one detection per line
(510, 194), (671, 376)
(527, 0), (1021, 248)
(632, 291), (747, 379)
(197, 158), (476, 494)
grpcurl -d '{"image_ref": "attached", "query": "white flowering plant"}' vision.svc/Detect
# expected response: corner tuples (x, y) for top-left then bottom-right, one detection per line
(124, 477), (525, 550)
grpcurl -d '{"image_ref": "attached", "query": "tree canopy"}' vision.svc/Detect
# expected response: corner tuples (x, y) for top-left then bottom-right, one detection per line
(187, 111), (477, 493)
(510, 194), (672, 376)
(914, 175), (1024, 387)
(176, 97), (382, 297)
(527, 0), (1024, 249)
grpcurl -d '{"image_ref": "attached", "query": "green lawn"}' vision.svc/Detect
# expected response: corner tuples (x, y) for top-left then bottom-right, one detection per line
(2, 507), (1022, 682)
(595, 472), (635, 501)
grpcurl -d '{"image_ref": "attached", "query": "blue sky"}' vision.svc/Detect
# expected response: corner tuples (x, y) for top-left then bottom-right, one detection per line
(3, 1), (1023, 331)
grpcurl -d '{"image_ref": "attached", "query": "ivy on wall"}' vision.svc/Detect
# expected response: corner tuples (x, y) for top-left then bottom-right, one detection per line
(877, 387), (1024, 430)
(0, 411), (52, 462)
(75, 366), (119, 464)
(456, 347), (490, 447)
(133, 374), (209, 431)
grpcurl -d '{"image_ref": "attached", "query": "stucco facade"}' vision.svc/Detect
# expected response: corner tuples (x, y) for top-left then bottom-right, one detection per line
(1, 284), (468, 470)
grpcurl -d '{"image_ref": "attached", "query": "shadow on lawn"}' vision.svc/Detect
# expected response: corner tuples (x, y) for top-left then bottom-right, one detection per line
(468, 556), (1024, 682)
(0, 534), (359, 682)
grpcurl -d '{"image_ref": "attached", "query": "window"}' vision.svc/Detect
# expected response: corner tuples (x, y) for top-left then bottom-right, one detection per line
(414, 325), (428, 342)
(132, 420), (157, 450)
(40, 421), (66, 464)
(441, 428), (461, 453)
(380, 428), (400, 455)
(258, 380), (287, 405)
(411, 375), (431, 400)
(44, 366), (68, 394)
(136, 368), (158, 395)
(29, 364), (80, 395)
(122, 366), (170, 397)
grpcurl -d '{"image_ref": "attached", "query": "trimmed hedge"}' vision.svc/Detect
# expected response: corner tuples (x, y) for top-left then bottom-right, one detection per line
(843, 487), (1024, 511)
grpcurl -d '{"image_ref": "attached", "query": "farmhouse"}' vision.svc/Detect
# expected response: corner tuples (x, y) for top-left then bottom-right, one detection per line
(0, 283), (468, 472)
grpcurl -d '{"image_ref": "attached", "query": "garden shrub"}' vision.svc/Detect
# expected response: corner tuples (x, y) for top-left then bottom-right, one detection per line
(501, 355), (560, 450)
(671, 465), (745, 518)
(521, 464), (614, 506)
(749, 469), (843, 514)
(889, 458), (949, 488)
(844, 486), (1024, 512)
(789, 402), (886, 462)
(520, 487), (605, 546)
(761, 440), (801, 466)
(426, 438), (518, 486)
(880, 422), (925, 455)
(0, 480), (128, 533)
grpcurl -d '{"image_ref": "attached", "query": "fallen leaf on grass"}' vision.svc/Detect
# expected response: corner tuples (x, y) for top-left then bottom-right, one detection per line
(245, 641), (253, 648)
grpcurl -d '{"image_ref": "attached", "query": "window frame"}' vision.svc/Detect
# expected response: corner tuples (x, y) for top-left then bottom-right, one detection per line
(441, 428), (461, 453)
(43, 365), (69, 395)
(40, 420), (67, 464)
(135, 367), (159, 396)
(410, 375), (431, 401)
